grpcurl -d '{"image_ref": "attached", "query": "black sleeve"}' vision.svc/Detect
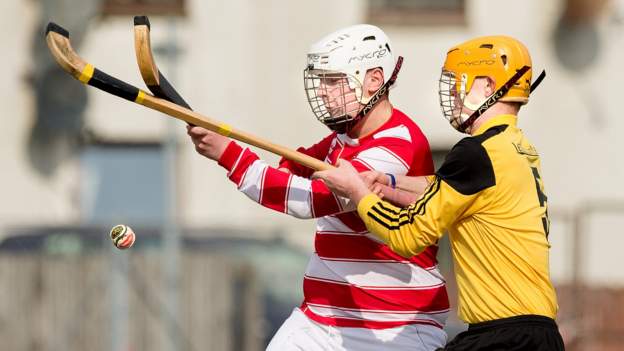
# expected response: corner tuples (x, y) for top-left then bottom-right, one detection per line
(435, 137), (495, 195)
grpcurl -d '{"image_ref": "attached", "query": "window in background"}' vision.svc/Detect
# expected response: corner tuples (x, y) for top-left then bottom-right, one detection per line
(102, 0), (186, 16)
(368, 0), (466, 26)
(80, 142), (165, 226)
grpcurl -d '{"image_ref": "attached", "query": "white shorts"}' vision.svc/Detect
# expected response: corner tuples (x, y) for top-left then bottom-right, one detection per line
(266, 308), (446, 351)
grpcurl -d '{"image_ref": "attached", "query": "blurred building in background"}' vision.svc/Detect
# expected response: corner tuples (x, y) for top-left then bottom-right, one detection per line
(1, 0), (624, 350)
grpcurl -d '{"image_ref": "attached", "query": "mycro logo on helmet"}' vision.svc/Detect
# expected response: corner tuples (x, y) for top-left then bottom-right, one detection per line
(348, 49), (388, 64)
(458, 59), (496, 66)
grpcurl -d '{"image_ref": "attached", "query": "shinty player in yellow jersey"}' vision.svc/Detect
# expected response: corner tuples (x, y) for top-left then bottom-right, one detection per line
(314, 35), (565, 351)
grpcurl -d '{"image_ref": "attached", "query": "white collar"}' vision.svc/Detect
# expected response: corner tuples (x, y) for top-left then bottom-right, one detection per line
(336, 133), (360, 146)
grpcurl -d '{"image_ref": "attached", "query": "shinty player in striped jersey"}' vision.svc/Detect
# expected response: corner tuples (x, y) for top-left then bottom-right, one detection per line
(314, 36), (565, 351)
(187, 25), (450, 350)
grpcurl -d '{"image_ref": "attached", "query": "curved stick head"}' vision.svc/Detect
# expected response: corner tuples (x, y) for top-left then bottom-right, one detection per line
(134, 16), (160, 86)
(133, 16), (192, 110)
(45, 22), (87, 79)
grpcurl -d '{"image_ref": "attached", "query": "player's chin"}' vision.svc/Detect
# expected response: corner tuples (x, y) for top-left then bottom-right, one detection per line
(326, 107), (339, 116)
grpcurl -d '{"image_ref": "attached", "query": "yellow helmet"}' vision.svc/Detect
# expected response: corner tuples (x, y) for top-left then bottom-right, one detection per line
(439, 35), (534, 132)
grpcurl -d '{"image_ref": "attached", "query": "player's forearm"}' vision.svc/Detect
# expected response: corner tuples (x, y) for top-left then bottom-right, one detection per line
(218, 141), (343, 219)
(376, 185), (419, 207)
(394, 175), (433, 198)
(356, 194), (433, 258)
(370, 175), (433, 207)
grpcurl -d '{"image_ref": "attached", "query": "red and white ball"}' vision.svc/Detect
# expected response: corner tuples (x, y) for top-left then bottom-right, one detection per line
(109, 224), (136, 250)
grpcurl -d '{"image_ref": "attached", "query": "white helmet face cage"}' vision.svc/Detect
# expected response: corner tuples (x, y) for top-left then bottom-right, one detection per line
(304, 68), (363, 131)
(439, 69), (470, 132)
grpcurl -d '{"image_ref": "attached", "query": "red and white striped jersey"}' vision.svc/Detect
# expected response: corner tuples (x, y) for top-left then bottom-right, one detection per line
(218, 109), (449, 329)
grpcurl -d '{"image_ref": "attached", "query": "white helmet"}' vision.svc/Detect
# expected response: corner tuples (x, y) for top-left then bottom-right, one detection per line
(304, 24), (399, 133)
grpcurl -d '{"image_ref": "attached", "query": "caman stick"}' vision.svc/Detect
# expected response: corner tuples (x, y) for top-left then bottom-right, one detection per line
(133, 16), (191, 109)
(45, 22), (332, 171)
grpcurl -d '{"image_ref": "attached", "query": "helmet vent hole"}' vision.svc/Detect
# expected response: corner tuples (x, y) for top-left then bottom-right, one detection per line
(479, 44), (494, 49)
(363, 35), (376, 41)
(501, 55), (508, 67)
(385, 43), (392, 53)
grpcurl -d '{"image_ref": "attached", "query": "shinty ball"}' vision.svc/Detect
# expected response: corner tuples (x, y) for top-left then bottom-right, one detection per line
(110, 224), (136, 250)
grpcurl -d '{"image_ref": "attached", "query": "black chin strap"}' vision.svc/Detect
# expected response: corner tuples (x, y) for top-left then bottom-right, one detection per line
(458, 67), (547, 133)
(329, 56), (404, 134)
(459, 65), (531, 133)
(530, 70), (546, 93)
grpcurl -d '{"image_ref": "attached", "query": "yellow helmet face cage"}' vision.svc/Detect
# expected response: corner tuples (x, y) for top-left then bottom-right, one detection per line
(439, 70), (468, 130)
(442, 35), (533, 105)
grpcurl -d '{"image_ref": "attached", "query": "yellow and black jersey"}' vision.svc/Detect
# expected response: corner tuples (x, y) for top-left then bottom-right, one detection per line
(357, 114), (558, 324)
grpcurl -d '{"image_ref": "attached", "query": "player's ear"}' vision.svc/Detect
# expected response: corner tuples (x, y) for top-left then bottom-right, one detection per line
(484, 76), (496, 96)
(364, 68), (384, 95)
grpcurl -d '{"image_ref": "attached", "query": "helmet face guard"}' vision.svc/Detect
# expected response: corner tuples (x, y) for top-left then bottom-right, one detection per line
(439, 69), (468, 132)
(303, 69), (364, 133)
(304, 57), (404, 134)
